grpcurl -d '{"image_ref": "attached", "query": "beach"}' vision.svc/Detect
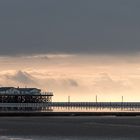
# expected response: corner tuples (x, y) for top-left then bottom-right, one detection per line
(0, 116), (140, 139)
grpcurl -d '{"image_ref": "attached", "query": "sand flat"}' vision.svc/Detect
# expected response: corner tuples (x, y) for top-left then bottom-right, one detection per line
(0, 116), (140, 139)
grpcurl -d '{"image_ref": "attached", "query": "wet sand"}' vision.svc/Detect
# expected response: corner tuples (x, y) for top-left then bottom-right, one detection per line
(0, 116), (140, 139)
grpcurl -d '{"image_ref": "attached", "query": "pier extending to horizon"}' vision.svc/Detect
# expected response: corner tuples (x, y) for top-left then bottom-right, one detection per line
(0, 87), (140, 116)
(51, 102), (140, 108)
(0, 102), (140, 108)
(0, 102), (140, 116)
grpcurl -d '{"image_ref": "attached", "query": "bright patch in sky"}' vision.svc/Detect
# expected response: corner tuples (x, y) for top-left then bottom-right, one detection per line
(0, 54), (139, 102)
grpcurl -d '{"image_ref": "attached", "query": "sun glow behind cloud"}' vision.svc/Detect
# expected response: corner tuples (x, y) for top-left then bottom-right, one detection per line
(0, 54), (139, 102)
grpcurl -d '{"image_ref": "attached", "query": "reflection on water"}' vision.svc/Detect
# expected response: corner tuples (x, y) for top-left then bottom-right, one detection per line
(52, 106), (140, 112)
(0, 136), (32, 140)
(56, 106), (140, 112)
(0, 107), (53, 112)
(0, 106), (140, 112)
(0, 136), (139, 140)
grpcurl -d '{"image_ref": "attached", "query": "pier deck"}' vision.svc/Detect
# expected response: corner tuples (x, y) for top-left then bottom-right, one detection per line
(0, 102), (140, 116)
(51, 102), (140, 108)
(0, 102), (140, 108)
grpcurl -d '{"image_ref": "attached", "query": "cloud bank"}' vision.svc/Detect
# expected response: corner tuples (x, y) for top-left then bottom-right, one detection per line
(0, 0), (140, 56)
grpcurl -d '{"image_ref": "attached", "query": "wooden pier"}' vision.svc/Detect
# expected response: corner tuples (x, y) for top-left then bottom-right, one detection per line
(0, 102), (140, 116)
(51, 102), (140, 108)
(0, 102), (140, 108)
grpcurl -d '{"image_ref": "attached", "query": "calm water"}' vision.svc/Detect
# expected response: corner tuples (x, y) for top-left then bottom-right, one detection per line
(52, 106), (140, 112)
(1, 116), (140, 140)
(0, 136), (139, 140)
(0, 106), (140, 112)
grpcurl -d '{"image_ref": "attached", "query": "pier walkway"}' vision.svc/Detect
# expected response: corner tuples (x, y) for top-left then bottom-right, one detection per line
(0, 102), (140, 108)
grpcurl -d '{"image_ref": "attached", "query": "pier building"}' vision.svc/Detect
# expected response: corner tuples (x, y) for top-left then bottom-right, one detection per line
(0, 87), (53, 103)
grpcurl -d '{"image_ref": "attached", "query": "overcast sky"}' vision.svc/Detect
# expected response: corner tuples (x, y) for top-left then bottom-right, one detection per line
(1, 1), (140, 101)
(0, 0), (140, 56)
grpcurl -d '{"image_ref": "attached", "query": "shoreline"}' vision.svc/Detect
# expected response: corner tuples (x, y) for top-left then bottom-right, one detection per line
(0, 111), (140, 116)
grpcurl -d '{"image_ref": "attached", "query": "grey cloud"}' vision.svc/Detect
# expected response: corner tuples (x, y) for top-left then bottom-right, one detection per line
(68, 79), (79, 87)
(5, 70), (38, 86)
(60, 79), (79, 88)
(42, 78), (79, 89)
(0, 0), (140, 56)
(93, 73), (130, 93)
(3, 70), (79, 89)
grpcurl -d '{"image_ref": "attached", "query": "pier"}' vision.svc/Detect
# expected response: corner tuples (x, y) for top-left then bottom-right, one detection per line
(0, 102), (140, 116)
(0, 102), (140, 109)
(51, 102), (140, 108)
(1, 87), (140, 116)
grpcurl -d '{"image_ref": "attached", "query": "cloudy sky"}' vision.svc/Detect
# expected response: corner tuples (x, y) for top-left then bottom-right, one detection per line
(0, 0), (140, 101)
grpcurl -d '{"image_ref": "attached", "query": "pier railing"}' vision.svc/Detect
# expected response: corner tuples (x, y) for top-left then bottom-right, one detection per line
(0, 102), (140, 108)
(51, 102), (140, 108)
(41, 92), (53, 96)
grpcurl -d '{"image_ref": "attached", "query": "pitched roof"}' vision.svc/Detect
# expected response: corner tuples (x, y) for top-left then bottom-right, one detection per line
(0, 87), (14, 91)
(0, 87), (41, 92)
(17, 88), (40, 92)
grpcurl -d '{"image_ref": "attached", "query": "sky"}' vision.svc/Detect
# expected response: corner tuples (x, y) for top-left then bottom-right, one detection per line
(0, 0), (140, 101)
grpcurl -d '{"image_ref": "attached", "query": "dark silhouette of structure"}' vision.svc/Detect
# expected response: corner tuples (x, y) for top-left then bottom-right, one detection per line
(0, 87), (53, 103)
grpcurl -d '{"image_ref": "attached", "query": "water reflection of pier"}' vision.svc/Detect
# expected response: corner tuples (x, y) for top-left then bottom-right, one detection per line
(0, 102), (140, 112)
(0, 103), (53, 112)
(51, 102), (140, 112)
(52, 102), (140, 108)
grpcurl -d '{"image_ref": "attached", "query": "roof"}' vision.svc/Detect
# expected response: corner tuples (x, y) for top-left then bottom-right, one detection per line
(0, 87), (14, 91)
(0, 87), (41, 92)
(17, 88), (40, 92)
(0, 87), (53, 96)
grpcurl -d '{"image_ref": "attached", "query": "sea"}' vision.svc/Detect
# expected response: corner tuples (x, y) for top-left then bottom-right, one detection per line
(0, 107), (140, 140)
(0, 136), (139, 140)
(1, 136), (140, 140)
